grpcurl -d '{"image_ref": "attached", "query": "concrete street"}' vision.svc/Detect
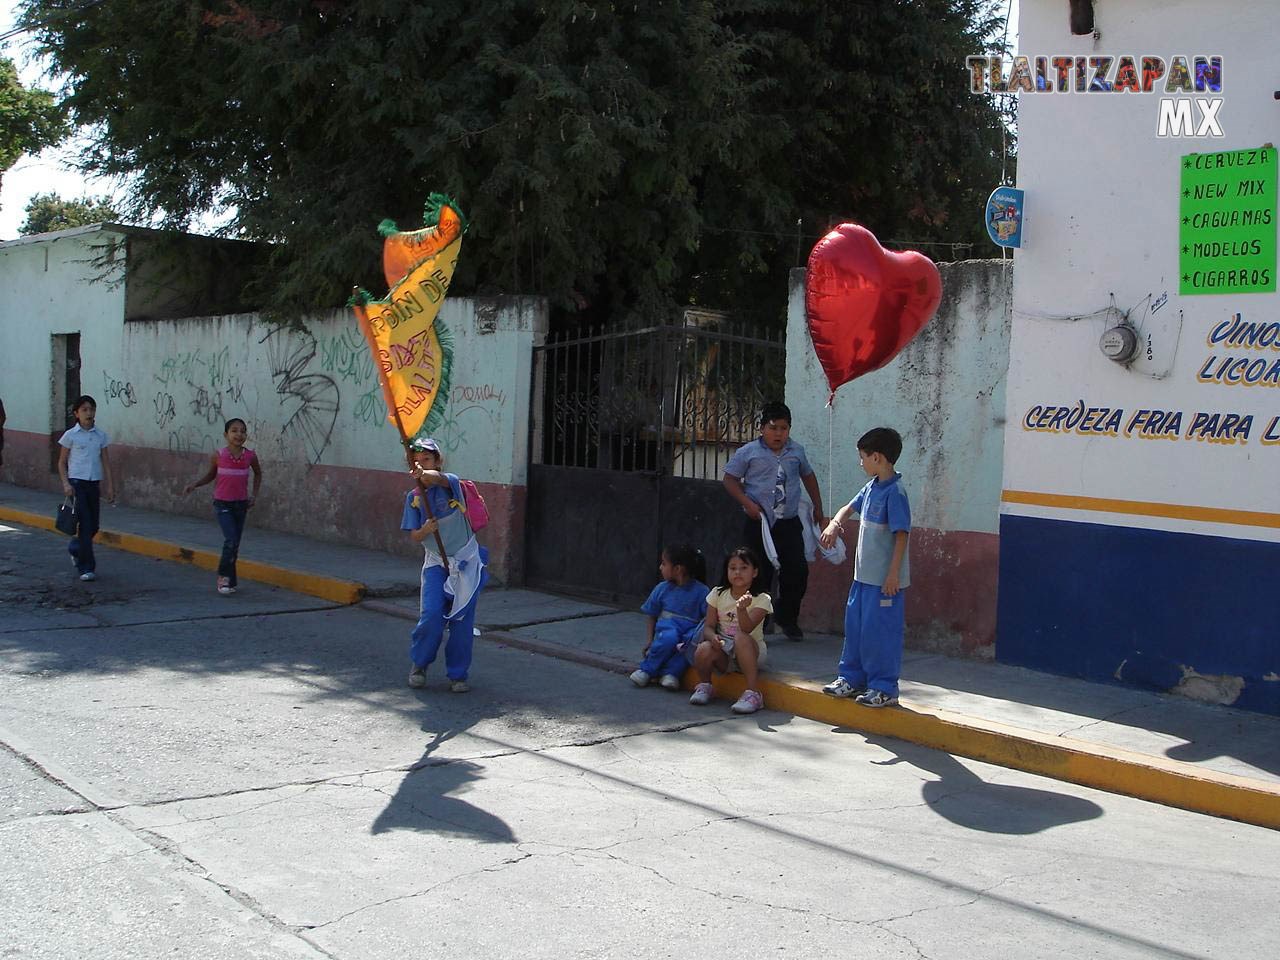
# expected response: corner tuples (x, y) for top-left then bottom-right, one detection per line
(2, 519), (1277, 960)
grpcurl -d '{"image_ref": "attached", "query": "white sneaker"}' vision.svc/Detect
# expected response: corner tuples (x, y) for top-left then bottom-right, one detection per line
(659, 673), (681, 691)
(822, 677), (862, 698)
(856, 689), (899, 708)
(408, 667), (427, 688)
(629, 669), (651, 687)
(731, 689), (764, 714)
(79, 572), (96, 582)
(449, 679), (470, 693)
(688, 682), (714, 705)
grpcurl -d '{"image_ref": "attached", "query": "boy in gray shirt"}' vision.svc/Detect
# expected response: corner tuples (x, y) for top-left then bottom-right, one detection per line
(722, 401), (825, 639)
(818, 428), (910, 707)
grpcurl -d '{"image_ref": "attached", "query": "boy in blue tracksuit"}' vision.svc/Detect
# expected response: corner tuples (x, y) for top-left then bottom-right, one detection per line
(818, 427), (911, 708)
(630, 544), (708, 690)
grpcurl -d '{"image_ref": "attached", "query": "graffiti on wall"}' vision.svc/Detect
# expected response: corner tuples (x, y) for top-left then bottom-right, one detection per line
(153, 391), (177, 429)
(436, 383), (507, 452)
(144, 326), (344, 465)
(115, 314), (518, 476)
(101, 372), (138, 408)
(262, 328), (339, 464)
(167, 423), (216, 454)
(152, 345), (248, 426)
(319, 327), (376, 384)
(353, 385), (385, 427)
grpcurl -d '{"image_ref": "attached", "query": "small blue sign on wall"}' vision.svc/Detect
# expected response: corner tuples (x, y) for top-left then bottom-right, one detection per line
(985, 186), (1024, 248)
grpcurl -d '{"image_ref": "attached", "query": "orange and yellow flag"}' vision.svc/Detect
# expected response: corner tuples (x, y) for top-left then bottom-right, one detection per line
(351, 195), (465, 442)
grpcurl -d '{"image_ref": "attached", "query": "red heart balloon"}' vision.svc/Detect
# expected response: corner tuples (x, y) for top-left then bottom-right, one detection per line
(805, 223), (942, 396)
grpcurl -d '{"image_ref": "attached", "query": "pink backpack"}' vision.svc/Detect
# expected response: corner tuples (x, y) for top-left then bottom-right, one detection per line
(458, 479), (489, 532)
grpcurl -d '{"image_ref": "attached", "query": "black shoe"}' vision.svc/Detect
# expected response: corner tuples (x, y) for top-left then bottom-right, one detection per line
(780, 622), (804, 641)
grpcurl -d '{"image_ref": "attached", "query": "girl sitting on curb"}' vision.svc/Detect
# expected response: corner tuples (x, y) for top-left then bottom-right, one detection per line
(688, 547), (772, 715)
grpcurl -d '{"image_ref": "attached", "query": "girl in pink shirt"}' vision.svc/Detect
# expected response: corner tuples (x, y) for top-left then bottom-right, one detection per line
(182, 418), (264, 595)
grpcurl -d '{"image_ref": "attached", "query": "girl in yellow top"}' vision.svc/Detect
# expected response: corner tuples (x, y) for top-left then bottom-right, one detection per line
(688, 547), (773, 714)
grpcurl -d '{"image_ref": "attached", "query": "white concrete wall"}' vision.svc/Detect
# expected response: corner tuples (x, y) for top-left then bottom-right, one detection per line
(0, 230), (126, 437)
(787, 261), (1012, 531)
(0, 228), (545, 487)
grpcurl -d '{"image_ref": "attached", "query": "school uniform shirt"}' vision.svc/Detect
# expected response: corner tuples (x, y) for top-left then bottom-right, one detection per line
(58, 424), (110, 480)
(640, 580), (709, 624)
(707, 587), (773, 654)
(401, 475), (473, 566)
(401, 474), (487, 616)
(723, 437), (815, 525)
(848, 473), (911, 588)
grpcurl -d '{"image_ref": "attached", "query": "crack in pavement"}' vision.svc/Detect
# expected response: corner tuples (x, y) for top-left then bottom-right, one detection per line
(127, 818), (341, 959)
(1055, 703), (1153, 739)
(41, 716), (740, 828)
(0, 604), (347, 636)
(0, 738), (102, 814)
(302, 851), (537, 932)
(479, 607), (622, 631)
(584, 846), (875, 931)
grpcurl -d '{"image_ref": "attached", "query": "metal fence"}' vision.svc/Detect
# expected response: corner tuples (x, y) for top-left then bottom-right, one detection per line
(531, 310), (785, 479)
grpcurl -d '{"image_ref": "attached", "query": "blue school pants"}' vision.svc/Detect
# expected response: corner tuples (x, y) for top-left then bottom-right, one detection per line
(838, 580), (905, 698)
(639, 617), (701, 678)
(411, 565), (480, 681)
(67, 479), (101, 574)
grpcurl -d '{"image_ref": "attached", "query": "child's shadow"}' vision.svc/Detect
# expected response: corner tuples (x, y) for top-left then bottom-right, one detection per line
(370, 728), (516, 844)
(849, 732), (1104, 834)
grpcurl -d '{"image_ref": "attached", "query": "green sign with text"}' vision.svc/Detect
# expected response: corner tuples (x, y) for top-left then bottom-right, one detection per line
(1179, 147), (1276, 295)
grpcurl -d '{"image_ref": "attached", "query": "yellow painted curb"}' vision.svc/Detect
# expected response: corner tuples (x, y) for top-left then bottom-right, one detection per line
(0, 505), (364, 605)
(699, 671), (1280, 832)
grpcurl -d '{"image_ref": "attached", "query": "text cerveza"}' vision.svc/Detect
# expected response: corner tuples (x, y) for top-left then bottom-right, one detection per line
(1022, 402), (1280, 445)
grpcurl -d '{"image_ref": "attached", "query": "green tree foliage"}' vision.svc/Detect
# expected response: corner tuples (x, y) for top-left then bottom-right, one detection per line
(21, 0), (1007, 325)
(20, 191), (120, 234)
(0, 55), (66, 190)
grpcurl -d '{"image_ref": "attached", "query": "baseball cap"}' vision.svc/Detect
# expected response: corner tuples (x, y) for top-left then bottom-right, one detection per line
(408, 436), (441, 454)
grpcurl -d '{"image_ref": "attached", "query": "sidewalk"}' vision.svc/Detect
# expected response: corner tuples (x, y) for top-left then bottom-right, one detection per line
(0, 482), (416, 603)
(4, 480), (1279, 830)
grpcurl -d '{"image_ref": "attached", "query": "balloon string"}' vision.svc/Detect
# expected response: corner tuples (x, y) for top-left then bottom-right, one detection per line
(827, 400), (834, 516)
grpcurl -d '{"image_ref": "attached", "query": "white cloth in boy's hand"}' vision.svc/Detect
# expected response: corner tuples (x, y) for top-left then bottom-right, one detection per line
(800, 497), (846, 565)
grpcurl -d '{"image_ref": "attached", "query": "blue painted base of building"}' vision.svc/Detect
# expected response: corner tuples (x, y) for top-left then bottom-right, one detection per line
(998, 514), (1280, 716)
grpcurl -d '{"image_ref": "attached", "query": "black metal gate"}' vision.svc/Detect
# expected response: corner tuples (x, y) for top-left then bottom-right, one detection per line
(526, 311), (784, 603)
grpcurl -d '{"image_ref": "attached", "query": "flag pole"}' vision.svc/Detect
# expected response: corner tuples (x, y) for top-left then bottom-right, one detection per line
(352, 293), (451, 573)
